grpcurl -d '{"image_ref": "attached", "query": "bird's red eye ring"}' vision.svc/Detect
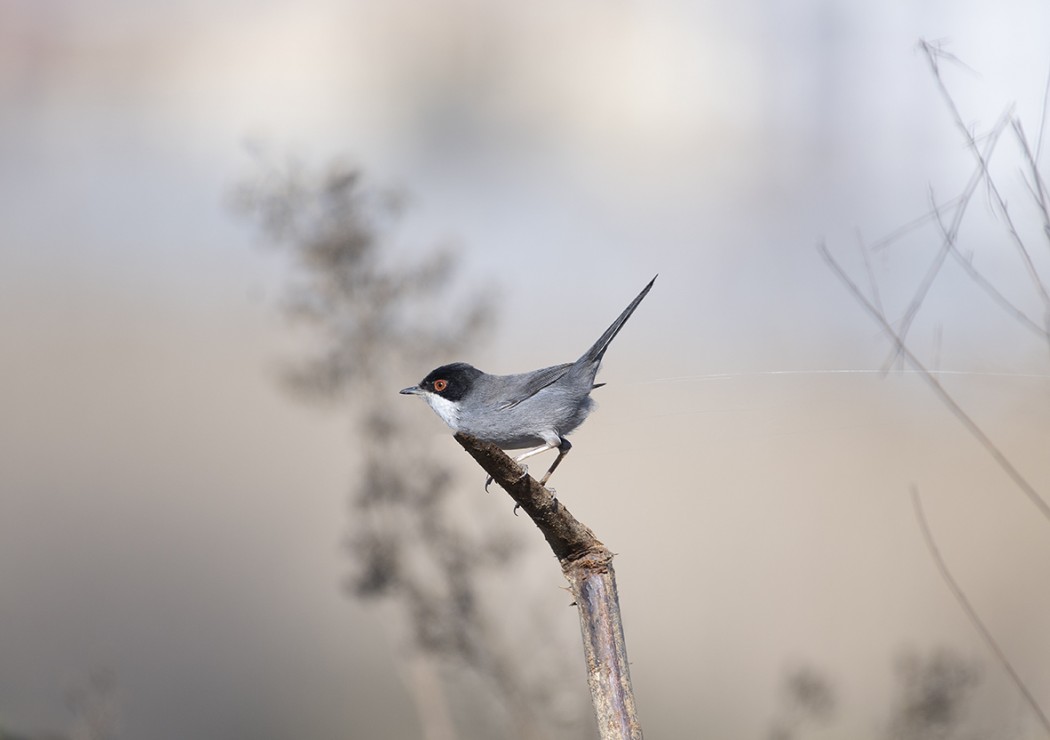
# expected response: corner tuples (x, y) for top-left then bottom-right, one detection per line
(433, 379), (448, 392)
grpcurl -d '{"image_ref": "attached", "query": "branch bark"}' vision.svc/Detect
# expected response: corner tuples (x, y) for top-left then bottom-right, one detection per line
(454, 433), (644, 740)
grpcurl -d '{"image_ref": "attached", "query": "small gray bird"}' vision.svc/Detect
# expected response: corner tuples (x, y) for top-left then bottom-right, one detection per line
(400, 275), (656, 487)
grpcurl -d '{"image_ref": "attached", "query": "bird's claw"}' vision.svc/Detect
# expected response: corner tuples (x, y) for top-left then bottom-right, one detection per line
(513, 485), (555, 516)
(485, 464), (527, 493)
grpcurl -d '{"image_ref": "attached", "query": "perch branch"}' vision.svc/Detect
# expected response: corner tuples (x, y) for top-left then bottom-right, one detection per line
(454, 433), (644, 740)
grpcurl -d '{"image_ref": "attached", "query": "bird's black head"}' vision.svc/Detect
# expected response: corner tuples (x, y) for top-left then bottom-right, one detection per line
(412, 362), (483, 402)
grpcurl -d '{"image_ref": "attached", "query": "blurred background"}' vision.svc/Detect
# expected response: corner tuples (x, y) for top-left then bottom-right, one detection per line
(2, 0), (1050, 738)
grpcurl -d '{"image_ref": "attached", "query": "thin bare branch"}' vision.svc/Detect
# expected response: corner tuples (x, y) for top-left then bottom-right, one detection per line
(1014, 120), (1050, 218)
(880, 113), (1011, 370)
(868, 194), (967, 254)
(1013, 119), (1050, 260)
(1036, 60), (1050, 164)
(929, 192), (1050, 340)
(910, 487), (1050, 736)
(918, 39), (981, 78)
(855, 229), (884, 318)
(920, 42), (1050, 309)
(819, 242), (1050, 523)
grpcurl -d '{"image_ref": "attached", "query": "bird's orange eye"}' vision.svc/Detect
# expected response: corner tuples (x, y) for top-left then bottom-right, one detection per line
(433, 379), (448, 392)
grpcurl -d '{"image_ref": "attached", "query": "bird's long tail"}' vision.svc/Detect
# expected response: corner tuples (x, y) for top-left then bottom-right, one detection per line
(578, 275), (657, 366)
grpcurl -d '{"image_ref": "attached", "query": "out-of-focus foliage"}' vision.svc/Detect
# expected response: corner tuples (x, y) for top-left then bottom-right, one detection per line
(233, 155), (581, 739)
(232, 155), (490, 399)
(887, 649), (981, 740)
(767, 665), (836, 740)
(233, 153), (500, 605)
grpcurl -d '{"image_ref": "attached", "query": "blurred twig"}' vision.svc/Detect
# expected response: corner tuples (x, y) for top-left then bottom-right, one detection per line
(1035, 61), (1050, 180)
(878, 108), (1012, 371)
(928, 187), (1050, 340)
(823, 43), (1050, 739)
(910, 487), (1050, 736)
(819, 242), (1050, 523)
(920, 40), (1050, 327)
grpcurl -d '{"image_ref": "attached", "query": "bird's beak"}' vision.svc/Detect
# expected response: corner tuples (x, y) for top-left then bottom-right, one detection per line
(399, 385), (423, 396)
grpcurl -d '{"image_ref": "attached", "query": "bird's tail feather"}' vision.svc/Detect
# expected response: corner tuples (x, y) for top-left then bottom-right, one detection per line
(578, 275), (657, 366)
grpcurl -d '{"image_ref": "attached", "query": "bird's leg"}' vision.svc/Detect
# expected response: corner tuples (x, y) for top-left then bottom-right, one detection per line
(514, 442), (557, 464)
(538, 438), (571, 487)
(485, 442), (555, 491)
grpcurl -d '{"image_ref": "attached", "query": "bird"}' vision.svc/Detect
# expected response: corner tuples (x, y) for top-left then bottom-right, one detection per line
(399, 275), (656, 488)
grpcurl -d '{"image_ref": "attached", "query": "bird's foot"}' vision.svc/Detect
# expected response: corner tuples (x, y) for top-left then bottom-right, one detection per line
(485, 465), (527, 492)
(513, 485), (555, 516)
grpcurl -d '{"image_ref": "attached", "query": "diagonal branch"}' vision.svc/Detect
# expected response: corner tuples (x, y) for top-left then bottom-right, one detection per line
(454, 433), (605, 562)
(1036, 59), (1050, 170)
(819, 242), (1050, 524)
(868, 194), (967, 254)
(1013, 119), (1050, 240)
(881, 110), (1012, 371)
(910, 487), (1050, 736)
(921, 40), (1050, 310)
(929, 194), (1050, 340)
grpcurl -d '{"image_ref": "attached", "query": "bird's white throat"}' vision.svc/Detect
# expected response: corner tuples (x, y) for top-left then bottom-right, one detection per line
(423, 393), (460, 430)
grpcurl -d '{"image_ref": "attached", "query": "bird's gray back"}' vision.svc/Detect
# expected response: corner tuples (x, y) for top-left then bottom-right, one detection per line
(455, 365), (597, 449)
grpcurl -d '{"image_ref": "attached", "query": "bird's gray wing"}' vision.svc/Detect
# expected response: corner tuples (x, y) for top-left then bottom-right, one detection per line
(497, 363), (574, 410)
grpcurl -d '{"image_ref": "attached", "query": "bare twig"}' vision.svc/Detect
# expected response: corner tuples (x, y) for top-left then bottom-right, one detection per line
(880, 110), (1012, 371)
(920, 40), (1050, 310)
(819, 242), (1050, 524)
(1014, 120), (1050, 230)
(855, 228), (884, 318)
(455, 433), (644, 740)
(910, 487), (1050, 736)
(929, 192), (1050, 340)
(1036, 60), (1050, 165)
(868, 194), (967, 254)
(1013, 119), (1050, 278)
